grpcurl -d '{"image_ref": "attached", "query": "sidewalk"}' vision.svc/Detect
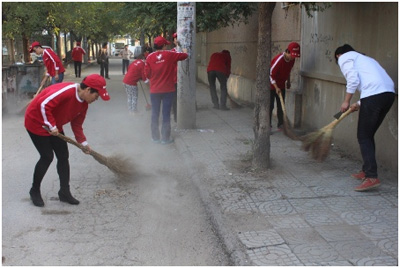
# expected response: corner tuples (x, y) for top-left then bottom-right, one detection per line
(174, 82), (398, 265)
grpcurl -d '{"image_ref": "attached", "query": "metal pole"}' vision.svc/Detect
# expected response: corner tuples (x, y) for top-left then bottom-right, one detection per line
(177, 2), (196, 129)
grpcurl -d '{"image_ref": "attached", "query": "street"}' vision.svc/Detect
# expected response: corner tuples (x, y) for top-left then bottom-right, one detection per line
(2, 58), (230, 265)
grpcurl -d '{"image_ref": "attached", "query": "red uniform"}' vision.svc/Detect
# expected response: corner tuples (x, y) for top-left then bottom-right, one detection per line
(42, 48), (65, 77)
(71, 46), (86, 62)
(145, 50), (188, 93)
(269, 53), (295, 90)
(25, 82), (88, 145)
(123, 59), (147, 86)
(207, 52), (231, 77)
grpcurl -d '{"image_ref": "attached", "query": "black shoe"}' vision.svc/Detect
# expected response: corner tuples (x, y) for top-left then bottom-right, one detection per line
(106, 77), (111, 80)
(220, 106), (230, 111)
(58, 189), (80, 205)
(29, 188), (44, 207)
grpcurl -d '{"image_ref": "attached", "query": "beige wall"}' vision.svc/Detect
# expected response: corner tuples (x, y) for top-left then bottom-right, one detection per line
(196, 3), (398, 172)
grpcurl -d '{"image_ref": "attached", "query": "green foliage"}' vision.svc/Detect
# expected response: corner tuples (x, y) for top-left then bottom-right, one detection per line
(287, 2), (332, 17)
(2, 2), (257, 43)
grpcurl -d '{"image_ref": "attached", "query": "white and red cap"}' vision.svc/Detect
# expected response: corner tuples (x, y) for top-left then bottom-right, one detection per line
(287, 42), (300, 57)
(83, 74), (110, 101)
(29, 41), (42, 53)
(154, 36), (170, 47)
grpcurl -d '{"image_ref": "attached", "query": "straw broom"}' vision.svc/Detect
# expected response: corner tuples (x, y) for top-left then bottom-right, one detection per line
(278, 91), (299, 140)
(300, 108), (353, 162)
(43, 127), (134, 178)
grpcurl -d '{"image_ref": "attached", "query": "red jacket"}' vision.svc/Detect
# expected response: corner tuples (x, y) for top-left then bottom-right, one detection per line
(43, 48), (65, 77)
(269, 53), (295, 90)
(145, 50), (188, 93)
(71, 46), (86, 62)
(25, 82), (89, 145)
(123, 59), (146, 86)
(207, 51), (231, 77)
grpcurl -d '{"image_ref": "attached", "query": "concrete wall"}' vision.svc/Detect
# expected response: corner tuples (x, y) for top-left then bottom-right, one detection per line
(196, 3), (398, 172)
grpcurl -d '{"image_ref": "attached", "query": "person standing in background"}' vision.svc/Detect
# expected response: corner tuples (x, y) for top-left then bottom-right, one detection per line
(71, 41), (86, 78)
(99, 42), (110, 79)
(29, 41), (65, 87)
(145, 36), (188, 144)
(334, 44), (395, 192)
(207, 50), (231, 110)
(269, 42), (300, 130)
(121, 45), (133, 75)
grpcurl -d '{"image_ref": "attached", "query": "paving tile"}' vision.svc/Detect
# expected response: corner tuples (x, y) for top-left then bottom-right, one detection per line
(350, 256), (398, 266)
(247, 244), (303, 266)
(303, 211), (344, 226)
(309, 186), (347, 197)
(352, 195), (396, 210)
(289, 198), (327, 213)
(375, 237), (398, 257)
(321, 196), (363, 213)
(275, 227), (326, 245)
(359, 222), (398, 240)
(257, 200), (296, 216)
(331, 239), (386, 259)
(289, 242), (346, 265)
(340, 210), (382, 225)
(315, 225), (366, 242)
(266, 215), (310, 229)
(270, 177), (303, 188)
(249, 187), (282, 202)
(238, 230), (285, 249)
(277, 186), (317, 199)
(373, 208), (398, 223)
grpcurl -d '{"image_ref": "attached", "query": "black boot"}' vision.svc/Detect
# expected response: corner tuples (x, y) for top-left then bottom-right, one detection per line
(58, 188), (80, 205)
(29, 188), (44, 207)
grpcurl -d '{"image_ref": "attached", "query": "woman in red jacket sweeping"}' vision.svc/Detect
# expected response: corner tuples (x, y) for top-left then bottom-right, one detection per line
(25, 74), (110, 207)
(144, 36), (188, 144)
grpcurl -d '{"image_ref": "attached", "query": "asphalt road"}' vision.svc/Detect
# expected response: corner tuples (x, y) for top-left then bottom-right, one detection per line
(2, 58), (230, 265)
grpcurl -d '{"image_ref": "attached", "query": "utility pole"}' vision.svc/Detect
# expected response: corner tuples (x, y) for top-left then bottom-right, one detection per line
(177, 2), (196, 129)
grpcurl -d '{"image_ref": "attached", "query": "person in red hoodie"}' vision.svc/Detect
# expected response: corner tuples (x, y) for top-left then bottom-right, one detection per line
(269, 42), (300, 130)
(24, 74), (110, 207)
(29, 41), (65, 87)
(122, 53), (147, 115)
(145, 36), (188, 144)
(71, 41), (86, 78)
(207, 50), (231, 110)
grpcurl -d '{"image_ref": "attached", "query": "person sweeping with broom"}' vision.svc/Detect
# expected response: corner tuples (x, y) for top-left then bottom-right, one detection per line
(335, 44), (395, 192)
(25, 74), (110, 207)
(269, 42), (300, 131)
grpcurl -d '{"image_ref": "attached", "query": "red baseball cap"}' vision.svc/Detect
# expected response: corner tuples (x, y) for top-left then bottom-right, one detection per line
(287, 42), (300, 57)
(154, 36), (170, 47)
(76, 41), (81, 46)
(29, 41), (42, 53)
(82, 74), (110, 101)
(173, 33), (177, 38)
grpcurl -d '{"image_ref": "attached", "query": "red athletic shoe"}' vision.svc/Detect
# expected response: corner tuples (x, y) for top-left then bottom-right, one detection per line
(354, 178), (380, 192)
(351, 170), (366, 180)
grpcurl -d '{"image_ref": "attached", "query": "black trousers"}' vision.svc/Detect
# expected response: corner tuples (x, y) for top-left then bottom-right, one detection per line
(100, 62), (109, 78)
(270, 89), (286, 128)
(27, 130), (70, 190)
(74, 61), (82, 78)
(207, 70), (228, 108)
(122, 59), (130, 74)
(357, 92), (395, 178)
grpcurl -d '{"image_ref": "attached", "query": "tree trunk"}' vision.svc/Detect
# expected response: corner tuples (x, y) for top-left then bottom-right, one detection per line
(9, 38), (15, 64)
(22, 34), (30, 63)
(56, 32), (62, 61)
(252, 2), (276, 170)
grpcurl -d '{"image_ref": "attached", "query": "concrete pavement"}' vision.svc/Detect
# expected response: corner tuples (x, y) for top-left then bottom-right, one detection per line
(3, 59), (398, 265)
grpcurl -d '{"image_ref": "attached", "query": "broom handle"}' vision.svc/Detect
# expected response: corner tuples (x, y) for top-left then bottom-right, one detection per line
(278, 91), (287, 116)
(42, 126), (102, 158)
(326, 108), (353, 129)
